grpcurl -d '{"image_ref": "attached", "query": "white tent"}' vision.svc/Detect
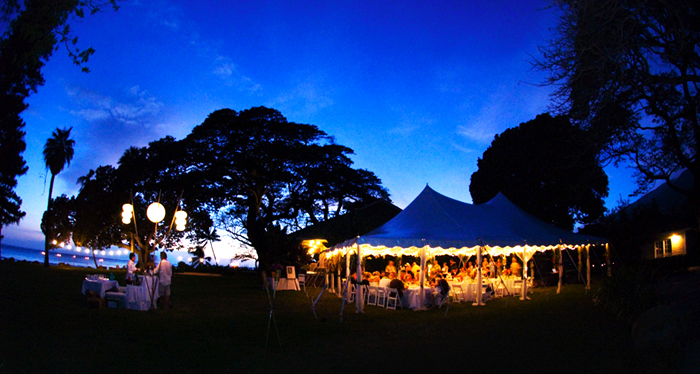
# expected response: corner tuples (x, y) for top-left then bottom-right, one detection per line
(325, 186), (607, 311)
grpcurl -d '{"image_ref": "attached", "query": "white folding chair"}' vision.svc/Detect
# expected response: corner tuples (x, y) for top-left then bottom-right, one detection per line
(451, 284), (463, 303)
(377, 287), (387, 308)
(386, 288), (402, 310)
(366, 285), (378, 306)
(481, 282), (491, 302)
(494, 279), (505, 298)
(512, 280), (523, 296)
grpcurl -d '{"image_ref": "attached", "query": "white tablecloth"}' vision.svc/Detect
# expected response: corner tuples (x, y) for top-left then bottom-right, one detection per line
(451, 278), (519, 302)
(269, 278), (300, 291)
(82, 279), (118, 298)
(401, 287), (434, 309)
(125, 275), (159, 311)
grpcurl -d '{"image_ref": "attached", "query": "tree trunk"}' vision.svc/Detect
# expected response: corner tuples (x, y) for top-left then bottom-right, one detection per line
(44, 173), (56, 267)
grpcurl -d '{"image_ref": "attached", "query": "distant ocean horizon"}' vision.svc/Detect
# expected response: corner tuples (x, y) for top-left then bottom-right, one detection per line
(0, 244), (194, 269)
(0, 243), (255, 269)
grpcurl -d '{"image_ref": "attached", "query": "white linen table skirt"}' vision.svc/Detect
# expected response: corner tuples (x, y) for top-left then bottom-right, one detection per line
(82, 279), (118, 298)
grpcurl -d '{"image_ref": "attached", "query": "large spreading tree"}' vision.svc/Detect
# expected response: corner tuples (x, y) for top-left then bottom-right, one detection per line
(470, 113), (608, 230)
(535, 0), (699, 228)
(184, 107), (390, 270)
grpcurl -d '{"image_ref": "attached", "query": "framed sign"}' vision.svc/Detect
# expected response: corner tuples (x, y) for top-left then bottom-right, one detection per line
(286, 266), (296, 279)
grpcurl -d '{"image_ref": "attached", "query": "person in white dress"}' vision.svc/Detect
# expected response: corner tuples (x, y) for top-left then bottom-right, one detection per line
(154, 252), (173, 309)
(126, 253), (137, 284)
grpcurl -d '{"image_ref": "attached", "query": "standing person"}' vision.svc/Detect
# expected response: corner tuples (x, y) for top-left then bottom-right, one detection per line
(154, 252), (172, 309)
(126, 253), (137, 284)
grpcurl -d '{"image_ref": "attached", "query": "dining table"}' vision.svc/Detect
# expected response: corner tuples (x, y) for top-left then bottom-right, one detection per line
(125, 275), (159, 311)
(401, 286), (435, 309)
(82, 278), (118, 298)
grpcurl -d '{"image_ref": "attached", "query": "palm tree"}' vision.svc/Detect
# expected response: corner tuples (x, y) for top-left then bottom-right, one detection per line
(43, 127), (75, 267)
(197, 227), (220, 265)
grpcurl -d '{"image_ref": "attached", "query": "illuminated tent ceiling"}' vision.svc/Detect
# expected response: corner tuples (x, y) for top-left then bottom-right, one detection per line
(328, 185), (607, 258)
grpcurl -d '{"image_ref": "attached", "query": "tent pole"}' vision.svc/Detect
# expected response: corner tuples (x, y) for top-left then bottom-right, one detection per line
(578, 247), (583, 282)
(473, 245), (485, 306)
(417, 240), (427, 310)
(606, 243), (612, 277)
(586, 245), (591, 290)
(557, 246), (563, 294)
(356, 238), (363, 314)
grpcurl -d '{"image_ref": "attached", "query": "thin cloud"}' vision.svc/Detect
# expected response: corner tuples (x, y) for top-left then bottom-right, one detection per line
(61, 85), (169, 186)
(268, 76), (334, 118)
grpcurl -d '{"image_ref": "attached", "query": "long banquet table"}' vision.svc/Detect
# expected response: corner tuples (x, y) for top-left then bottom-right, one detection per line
(402, 286), (434, 309)
(449, 277), (519, 302)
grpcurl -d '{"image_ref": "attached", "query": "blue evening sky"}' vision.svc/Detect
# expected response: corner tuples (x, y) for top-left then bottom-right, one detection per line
(4, 0), (637, 257)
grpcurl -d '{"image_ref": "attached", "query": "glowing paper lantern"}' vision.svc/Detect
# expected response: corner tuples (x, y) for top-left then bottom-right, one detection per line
(122, 203), (133, 224)
(174, 210), (187, 231)
(146, 202), (166, 223)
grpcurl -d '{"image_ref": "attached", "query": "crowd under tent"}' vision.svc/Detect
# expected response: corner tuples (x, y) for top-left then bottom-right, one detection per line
(321, 185), (608, 312)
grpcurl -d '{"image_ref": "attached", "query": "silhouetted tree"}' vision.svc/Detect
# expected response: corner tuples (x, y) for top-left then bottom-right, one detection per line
(42, 127), (75, 267)
(184, 107), (390, 270)
(72, 166), (123, 267)
(470, 113), (608, 230)
(41, 194), (75, 258)
(0, 1), (120, 249)
(535, 0), (700, 229)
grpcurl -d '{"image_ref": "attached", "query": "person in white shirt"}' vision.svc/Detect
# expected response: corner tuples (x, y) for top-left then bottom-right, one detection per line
(154, 252), (173, 309)
(126, 253), (137, 284)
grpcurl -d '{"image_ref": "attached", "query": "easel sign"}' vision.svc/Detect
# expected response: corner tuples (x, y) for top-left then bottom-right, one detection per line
(286, 266), (296, 279)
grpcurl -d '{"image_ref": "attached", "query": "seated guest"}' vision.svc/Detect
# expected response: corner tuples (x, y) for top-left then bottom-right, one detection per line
(457, 266), (469, 278)
(429, 260), (441, 277)
(449, 258), (459, 274)
(488, 258), (496, 279)
(385, 260), (397, 275)
(441, 262), (449, 274)
(496, 259), (503, 276)
(468, 262), (477, 279)
(411, 262), (420, 275)
(369, 271), (381, 283)
(388, 273), (405, 298)
(510, 261), (522, 277)
(430, 274), (450, 306)
(379, 273), (392, 288)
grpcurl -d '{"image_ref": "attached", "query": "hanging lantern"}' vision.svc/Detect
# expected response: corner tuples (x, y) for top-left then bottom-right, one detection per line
(121, 203), (133, 224)
(174, 210), (187, 231)
(146, 202), (166, 223)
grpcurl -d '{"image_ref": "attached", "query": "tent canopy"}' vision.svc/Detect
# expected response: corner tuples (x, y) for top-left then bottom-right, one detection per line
(328, 185), (607, 258)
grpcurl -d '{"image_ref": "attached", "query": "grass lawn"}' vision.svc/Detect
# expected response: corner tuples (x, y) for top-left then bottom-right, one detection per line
(0, 261), (687, 373)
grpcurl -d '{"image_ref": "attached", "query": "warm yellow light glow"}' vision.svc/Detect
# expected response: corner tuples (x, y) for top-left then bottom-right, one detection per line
(52, 240), (57, 245)
(302, 239), (328, 255)
(146, 202), (166, 223)
(671, 234), (682, 245)
(122, 217), (131, 224)
(176, 224), (185, 231)
(174, 210), (187, 219)
(122, 203), (133, 213)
